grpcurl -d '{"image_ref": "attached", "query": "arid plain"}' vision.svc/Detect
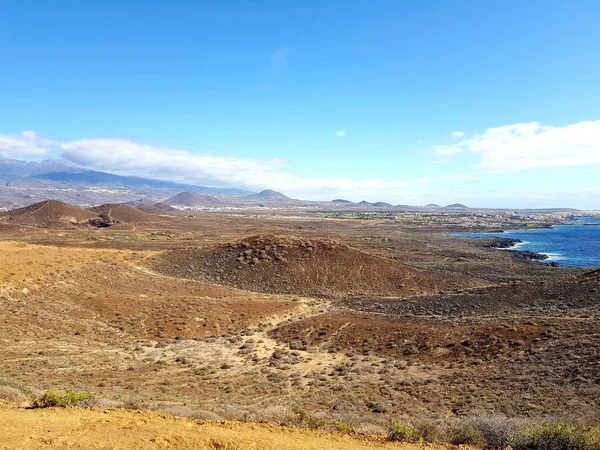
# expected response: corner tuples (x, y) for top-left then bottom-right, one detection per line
(1, 200), (599, 446)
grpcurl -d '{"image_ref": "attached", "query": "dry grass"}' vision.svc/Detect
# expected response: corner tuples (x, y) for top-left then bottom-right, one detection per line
(0, 385), (28, 406)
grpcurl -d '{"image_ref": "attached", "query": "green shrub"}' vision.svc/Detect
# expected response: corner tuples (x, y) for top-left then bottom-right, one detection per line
(334, 420), (354, 433)
(33, 390), (90, 408)
(511, 423), (600, 450)
(387, 419), (422, 443)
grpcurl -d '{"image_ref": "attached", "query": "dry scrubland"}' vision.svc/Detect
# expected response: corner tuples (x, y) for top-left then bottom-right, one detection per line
(0, 202), (599, 448)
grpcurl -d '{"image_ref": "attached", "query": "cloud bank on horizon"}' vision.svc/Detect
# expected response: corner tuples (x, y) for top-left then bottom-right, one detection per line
(1, 119), (599, 207)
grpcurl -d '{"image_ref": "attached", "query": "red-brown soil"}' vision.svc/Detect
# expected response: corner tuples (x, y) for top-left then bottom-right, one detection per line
(165, 191), (225, 207)
(89, 203), (167, 224)
(137, 202), (179, 214)
(0, 200), (96, 226)
(269, 308), (600, 418)
(152, 234), (476, 299)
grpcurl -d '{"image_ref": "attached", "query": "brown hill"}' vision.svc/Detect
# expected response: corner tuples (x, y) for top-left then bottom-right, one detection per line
(137, 202), (179, 215)
(127, 199), (179, 215)
(0, 200), (96, 227)
(153, 234), (461, 298)
(125, 198), (155, 207)
(164, 191), (226, 207)
(89, 203), (165, 224)
(247, 189), (291, 201)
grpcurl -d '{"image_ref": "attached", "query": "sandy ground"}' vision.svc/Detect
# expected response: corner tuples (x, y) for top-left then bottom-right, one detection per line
(0, 406), (454, 450)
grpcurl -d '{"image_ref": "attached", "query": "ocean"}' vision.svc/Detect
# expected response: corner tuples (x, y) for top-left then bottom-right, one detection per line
(462, 216), (600, 268)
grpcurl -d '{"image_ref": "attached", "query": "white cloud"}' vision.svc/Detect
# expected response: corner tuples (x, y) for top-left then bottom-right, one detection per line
(432, 120), (600, 171)
(0, 130), (429, 200)
(0, 131), (51, 158)
(3, 121), (599, 208)
(450, 131), (465, 138)
(60, 138), (289, 189)
(335, 131), (346, 137)
(58, 137), (422, 200)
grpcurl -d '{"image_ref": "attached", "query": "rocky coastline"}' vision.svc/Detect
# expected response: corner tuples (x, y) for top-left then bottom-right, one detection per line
(483, 237), (522, 249)
(483, 237), (559, 266)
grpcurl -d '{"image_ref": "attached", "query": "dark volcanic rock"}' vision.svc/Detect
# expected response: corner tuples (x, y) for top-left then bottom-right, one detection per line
(483, 238), (522, 249)
(514, 250), (548, 261)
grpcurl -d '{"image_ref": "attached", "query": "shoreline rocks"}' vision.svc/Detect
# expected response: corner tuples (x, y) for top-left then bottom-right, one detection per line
(513, 250), (548, 261)
(483, 238), (522, 249)
(483, 238), (559, 266)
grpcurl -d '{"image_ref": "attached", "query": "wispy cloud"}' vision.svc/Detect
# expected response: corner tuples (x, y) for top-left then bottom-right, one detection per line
(450, 131), (465, 138)
(432, 120), (600, 172)
(270, 46), (292, 74)
(335, 130), (346, 137)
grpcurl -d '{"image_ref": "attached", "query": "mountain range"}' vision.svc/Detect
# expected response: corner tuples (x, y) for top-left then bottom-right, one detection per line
(0, 158), (480, 210)
(0, 159), (253, 195)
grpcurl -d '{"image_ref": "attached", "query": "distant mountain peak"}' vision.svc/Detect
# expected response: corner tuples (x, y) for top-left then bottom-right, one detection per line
(165, 191), (197, 205)
(164, 191), (225, 207)
(247, 189), (290, 200)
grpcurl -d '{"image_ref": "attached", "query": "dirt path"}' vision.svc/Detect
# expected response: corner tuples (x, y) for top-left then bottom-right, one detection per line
(0, 407), (453, 450)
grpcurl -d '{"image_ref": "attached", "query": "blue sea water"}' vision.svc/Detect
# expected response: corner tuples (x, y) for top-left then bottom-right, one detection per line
(461, 216), (600, 268)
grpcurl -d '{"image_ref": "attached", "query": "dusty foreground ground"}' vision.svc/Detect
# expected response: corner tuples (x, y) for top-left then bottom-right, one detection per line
(0, 406), (451, 450)
(0, 211), (598, 436)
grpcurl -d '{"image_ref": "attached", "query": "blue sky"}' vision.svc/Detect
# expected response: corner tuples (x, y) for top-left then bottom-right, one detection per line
(1, 0), (599, 208)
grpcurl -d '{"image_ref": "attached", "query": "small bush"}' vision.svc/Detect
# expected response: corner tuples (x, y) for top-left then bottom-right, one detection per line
(414, 421), (441, 443)
(511, 423), (600, 450)
(468, 415), (529, 449)
(334, 420), (354, 433)
(388, 419), (422, 443)
(249, 405), (326, 431)
(33, 391), (90, 408)
(285, 409), (326, 430)
(447, 424), (487, 448)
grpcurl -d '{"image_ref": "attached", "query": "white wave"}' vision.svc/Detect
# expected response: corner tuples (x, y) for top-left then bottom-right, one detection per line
(498, 240), (529, 250)
(541, 252), (564, 261)
(511, 240), (529, 249)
